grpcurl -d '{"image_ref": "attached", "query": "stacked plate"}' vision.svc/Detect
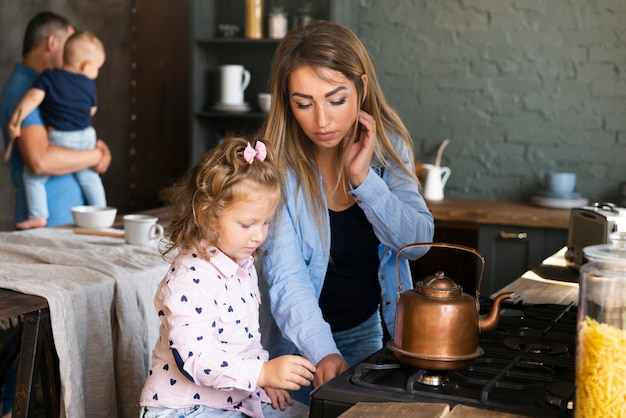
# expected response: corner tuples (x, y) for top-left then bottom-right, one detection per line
(531, 189), (588, 209)
(212, 102), (251, 112)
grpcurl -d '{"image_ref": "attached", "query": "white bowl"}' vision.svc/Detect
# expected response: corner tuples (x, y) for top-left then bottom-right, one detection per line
(71, 206), (117, 229)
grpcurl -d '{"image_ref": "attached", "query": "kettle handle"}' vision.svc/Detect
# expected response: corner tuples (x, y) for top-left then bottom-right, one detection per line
(395, 242), (486, 301)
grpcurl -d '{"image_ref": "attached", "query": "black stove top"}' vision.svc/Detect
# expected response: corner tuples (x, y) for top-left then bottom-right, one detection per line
(310, 300), (577, 417)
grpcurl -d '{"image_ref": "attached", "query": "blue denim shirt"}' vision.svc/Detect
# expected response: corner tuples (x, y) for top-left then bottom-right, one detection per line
(1, 63), (84, 226)
(258, 133), (434, 365)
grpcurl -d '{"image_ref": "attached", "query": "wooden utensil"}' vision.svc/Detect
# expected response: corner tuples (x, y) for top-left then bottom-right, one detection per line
(435, 138), (450, 167)
(3, 108), (20, 164)
(74, 227), (124, 238)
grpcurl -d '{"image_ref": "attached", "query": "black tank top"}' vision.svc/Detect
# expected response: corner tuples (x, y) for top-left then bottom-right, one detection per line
(319, 204), (381, 332)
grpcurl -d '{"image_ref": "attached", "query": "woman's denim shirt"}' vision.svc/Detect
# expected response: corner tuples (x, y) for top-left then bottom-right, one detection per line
(258, 133), (434, 365)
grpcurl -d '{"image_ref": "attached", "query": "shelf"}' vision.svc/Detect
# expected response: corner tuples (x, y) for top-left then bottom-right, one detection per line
(195, 38), (281, 45)
(189, 0), (358, 164)
(196, 110), (266, 119)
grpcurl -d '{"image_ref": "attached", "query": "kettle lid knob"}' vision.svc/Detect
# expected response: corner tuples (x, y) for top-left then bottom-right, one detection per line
(417, 271), (463, 298)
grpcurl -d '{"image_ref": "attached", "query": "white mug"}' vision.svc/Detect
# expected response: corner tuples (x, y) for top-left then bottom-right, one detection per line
(123, 214), (164, 246)
(219, 65), (251, 105)
(257, 92), (271, 113)
(422, 164), (451, 201)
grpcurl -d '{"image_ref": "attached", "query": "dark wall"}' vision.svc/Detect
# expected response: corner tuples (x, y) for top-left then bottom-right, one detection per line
(0, 0), (189, 229)
(129, 0), (190, 210)
(359, 1), (626, 204)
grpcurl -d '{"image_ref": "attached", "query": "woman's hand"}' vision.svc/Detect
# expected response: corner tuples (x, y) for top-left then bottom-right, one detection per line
(345, 110), (376, 188)
(264, 387), (293, 411)
(313, 353), (348, 387)
(258, 355), (315, 391)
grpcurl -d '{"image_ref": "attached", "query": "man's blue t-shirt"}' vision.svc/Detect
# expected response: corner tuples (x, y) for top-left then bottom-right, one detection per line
(1, 63), (85, 226)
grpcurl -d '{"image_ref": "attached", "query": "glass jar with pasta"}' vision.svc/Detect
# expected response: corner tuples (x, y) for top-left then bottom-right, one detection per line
(576, 232), (626, 417)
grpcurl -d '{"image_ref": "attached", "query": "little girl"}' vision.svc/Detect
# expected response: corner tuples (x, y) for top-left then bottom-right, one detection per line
(139, 137), (315, 418)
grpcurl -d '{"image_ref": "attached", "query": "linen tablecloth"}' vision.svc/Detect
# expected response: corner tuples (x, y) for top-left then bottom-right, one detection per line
(0, 226), (168, 418)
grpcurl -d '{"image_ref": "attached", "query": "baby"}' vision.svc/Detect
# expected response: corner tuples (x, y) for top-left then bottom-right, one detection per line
(8, 30), (107, 229)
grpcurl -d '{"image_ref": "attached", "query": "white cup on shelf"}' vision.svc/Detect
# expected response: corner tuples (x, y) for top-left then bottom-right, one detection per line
(258, 93), (271, 113)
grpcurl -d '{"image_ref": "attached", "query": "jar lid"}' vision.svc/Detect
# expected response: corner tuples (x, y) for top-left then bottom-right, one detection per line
(583, 232), (626, 263)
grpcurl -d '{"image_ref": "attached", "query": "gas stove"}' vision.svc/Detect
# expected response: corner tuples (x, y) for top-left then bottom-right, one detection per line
(310, 300), (576, 417)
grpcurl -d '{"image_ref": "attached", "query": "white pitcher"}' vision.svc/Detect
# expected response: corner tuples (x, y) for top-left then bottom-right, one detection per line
(219, 65), (251, 105)
(422, 163), (451, 201)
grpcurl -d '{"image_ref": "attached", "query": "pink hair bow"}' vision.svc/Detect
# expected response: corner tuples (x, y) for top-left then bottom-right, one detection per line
(243, 141), (267, 164)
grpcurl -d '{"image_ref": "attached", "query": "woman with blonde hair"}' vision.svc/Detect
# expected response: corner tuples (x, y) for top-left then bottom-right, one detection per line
(258, 21), (434, 404)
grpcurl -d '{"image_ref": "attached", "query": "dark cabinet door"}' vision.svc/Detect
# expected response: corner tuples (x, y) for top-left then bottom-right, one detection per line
(410, 221), (480, 296)
(477, 225), (567, 296)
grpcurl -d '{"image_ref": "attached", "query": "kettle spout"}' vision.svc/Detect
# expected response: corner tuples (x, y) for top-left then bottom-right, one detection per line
(479, 292), (515, 333)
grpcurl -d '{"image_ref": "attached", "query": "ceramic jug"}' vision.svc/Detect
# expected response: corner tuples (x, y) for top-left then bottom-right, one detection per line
(219, 65), (251, 105)
(422, 163), (451, 201)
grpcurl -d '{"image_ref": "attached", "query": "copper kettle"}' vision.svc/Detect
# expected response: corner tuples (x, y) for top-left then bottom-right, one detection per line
(387, 242), (515, 370)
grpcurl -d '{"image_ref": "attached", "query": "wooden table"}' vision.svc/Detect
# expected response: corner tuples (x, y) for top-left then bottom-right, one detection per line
(0, 289), (59, 418)
(0, 222), (170, 418)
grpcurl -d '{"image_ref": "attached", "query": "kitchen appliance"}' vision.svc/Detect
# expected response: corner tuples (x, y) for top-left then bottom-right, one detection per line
(389, 243), (514, 370)
(564, 203), (626, 270)
(310, 299), (577, 418)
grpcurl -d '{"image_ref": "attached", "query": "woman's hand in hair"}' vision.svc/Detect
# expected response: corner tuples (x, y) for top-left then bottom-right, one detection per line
(346, 110), (376, 188)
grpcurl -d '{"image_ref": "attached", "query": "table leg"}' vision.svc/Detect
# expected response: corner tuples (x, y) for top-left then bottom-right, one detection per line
(13, 307), (58, 418)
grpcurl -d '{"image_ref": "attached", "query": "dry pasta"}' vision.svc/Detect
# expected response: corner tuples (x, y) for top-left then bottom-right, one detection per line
(576, 316), (626, 417)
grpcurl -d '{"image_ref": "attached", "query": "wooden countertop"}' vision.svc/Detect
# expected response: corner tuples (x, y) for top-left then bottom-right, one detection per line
(339, 402), (532, 418)
(492, 246), (580, 305)
(138, 199), (572, 230)
(426, 198), (572, 229)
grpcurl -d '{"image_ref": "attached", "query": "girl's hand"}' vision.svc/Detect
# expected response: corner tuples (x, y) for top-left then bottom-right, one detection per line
(264, 387), (293, 411)
(258, 355), (316, 391)
(345, 110), (376, 188)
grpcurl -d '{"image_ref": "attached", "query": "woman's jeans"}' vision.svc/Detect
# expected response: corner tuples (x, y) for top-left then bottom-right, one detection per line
(290, 309), (384, 405)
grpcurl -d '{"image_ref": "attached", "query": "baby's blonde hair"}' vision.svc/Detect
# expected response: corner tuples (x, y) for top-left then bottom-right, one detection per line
(63, 30), (105, 67)
(162, 137), (282, 259)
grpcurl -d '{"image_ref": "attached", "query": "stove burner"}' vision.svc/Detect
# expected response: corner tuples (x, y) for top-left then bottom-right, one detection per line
(409, 369), (459, 394)
(545, 381), (575, 411)
(414, 369), (449, 386)
(504, 337), (569, 355)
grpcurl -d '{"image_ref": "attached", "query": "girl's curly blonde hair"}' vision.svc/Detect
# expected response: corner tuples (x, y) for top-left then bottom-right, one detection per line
(161, 137), (282, 259)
